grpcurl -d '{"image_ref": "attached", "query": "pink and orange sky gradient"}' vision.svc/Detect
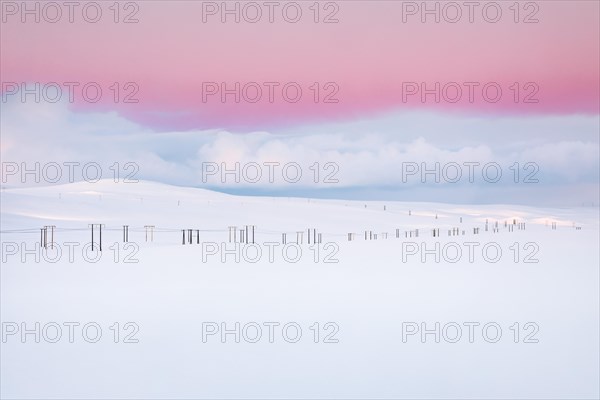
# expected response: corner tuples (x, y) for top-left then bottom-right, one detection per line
(2, 0), (599, 130)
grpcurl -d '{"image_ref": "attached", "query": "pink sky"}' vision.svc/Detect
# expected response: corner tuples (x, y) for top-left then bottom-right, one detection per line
(2, 0), (599, 129)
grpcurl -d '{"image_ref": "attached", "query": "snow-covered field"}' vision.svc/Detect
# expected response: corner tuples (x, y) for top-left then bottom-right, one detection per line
(1, 180), (599, 399)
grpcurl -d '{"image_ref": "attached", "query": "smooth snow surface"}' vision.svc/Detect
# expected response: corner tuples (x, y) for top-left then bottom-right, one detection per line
(1, 181), (599, 399)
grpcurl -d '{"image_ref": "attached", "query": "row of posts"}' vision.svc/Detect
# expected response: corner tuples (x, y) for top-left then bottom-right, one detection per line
(281, 230), (322, 244)
(227, 226), (256, 244)
(348, 220), (532, 241)
(39, 224), (155, 252)
(36, 217), (570, 249)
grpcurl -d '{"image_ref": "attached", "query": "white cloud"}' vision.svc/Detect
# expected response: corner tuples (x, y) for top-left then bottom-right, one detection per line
(1, 99), (598, 205)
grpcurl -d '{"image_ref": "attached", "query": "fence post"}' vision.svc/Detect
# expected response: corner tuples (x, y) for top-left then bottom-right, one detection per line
(144, 225), (155, 242)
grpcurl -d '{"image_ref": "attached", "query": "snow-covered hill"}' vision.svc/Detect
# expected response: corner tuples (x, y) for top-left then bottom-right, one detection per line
(1, 181), (599, 399)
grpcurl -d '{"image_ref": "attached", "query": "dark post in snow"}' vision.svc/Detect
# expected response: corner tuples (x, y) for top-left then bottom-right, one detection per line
(245, 225), (255, 244)
(306, 228), (318, 244)
(40, 226), (48, 249)
(47, 225), (55, 249)
(307, 228), (317, 244)
(89, 224), (104, 251)
(89, 224), (94, 251)
(228, 226), (236, 243)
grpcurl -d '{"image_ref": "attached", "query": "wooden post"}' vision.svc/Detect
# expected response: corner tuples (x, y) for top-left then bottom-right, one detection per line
(144, 225), (155, 242)
(47, 225), (55, 249)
